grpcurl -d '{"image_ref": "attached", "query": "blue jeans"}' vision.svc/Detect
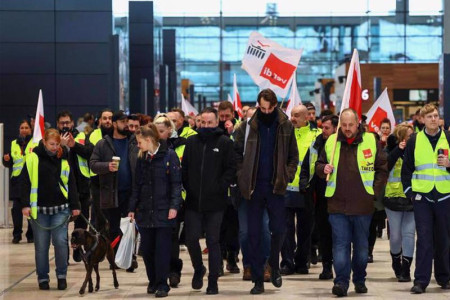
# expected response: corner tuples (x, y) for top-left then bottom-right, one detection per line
(328, 214), (372, 290)
(385, 208), (415, 257)
(30, 208), (70, 283)
(238, 198), (270, 268)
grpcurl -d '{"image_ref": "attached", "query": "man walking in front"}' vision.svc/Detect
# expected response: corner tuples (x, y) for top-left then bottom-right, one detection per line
(234, 88), (298, 294)
(316, 108), (388, 297)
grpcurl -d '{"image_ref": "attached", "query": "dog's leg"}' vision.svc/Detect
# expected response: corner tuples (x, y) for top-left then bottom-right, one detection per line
(79, 263), (94, 295)
(94, 263), (100, 291)
(106, 246), (119, 289)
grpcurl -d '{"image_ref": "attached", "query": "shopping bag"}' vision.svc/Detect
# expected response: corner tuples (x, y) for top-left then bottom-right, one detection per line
(114, 217), (135, 269)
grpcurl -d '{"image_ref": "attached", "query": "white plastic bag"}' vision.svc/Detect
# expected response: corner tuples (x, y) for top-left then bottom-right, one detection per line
(115, 217), (135, 269)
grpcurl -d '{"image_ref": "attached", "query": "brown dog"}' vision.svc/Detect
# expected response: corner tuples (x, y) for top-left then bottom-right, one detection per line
(71, 228), (119, 294)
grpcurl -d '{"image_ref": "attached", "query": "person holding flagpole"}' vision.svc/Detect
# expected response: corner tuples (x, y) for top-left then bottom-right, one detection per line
(316, 108), (388, 297)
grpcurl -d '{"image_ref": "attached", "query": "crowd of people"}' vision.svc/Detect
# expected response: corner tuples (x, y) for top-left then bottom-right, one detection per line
(2, 88), (450, 297)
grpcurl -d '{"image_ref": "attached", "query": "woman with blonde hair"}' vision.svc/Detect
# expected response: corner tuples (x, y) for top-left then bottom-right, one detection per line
(21, 129), (80, 290)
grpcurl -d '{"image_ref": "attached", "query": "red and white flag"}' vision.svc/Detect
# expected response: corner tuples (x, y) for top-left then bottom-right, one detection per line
(33, 89), (45, 143)
(227, 93), (233, 104)
(233, 73), (243, 118)
(340, 49), (362, 119)
(181, 93), (198, 117)
(285, 73), (302, 118)
(366, 88), (396, 133)
(242, 32), (303, 98)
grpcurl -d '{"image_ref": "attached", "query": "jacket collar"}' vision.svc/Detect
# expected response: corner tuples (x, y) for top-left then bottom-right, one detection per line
(249, 107), (288, 131)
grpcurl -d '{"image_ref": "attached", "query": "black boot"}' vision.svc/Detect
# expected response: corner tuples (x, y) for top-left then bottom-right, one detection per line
(319, 262), (333, 280)
(169, 258), (183, 288)
(390, 251), (402, 279)
(368, 246), (374, 263)
(399, 256), (412, 282)
(250, 281), (264, 294)
(226, 251), (240, 274)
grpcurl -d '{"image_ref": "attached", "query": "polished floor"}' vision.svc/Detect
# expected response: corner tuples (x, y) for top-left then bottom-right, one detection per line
(0, 220), (449, 299)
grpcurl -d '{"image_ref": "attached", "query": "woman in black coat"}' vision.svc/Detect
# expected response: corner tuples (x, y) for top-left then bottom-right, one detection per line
(128, 123), (182, 297)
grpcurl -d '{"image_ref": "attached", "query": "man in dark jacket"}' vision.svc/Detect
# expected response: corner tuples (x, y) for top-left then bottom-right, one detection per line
(182, 107), (236, 295)
(234, 88), (299, 294)
(316, 109), (388, 297)
(90, 111), (138, 249)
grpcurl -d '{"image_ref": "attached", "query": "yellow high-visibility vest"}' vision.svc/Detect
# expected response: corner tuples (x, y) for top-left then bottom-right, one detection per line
(88, 128), (103, 177)
(385, 158), (405, 198)
(10, 139), (38, 178)
(74, 132), (90, 178)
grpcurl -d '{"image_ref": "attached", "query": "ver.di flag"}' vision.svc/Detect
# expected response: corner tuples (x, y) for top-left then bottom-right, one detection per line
(285, 73), (302, 118)
(33, 89), (45, 143)
(181, 93), (198, 117)
(242, 31), (303, 98)
(233, 73), (243, 118)
(340, 49), (362, 119)
(366, 88), (396, 133)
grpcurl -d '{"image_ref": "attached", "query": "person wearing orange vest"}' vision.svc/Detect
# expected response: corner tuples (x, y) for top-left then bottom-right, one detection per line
(316, 109), (388, 297)
(401, 104), (450, 294)
(2, 119), (36, 244)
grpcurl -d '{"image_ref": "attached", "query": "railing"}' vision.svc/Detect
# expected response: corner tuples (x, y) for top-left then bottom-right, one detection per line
(0, 124), (10, 228)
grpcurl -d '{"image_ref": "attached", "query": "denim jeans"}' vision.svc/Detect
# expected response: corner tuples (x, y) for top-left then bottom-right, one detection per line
(238, 198), (270, 268)
(328, 213), (372, 290)
(385, 208), (415, 257)
(30, 208), (70, 283)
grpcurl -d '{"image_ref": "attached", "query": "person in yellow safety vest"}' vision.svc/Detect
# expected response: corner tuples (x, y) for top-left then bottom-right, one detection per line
(167, 108), (197, 141)
(55, 110), (92, 263)
(316, 108), (388, 297)
(2, 119), (36, 244)
(382, 123), (416, 283)
(154, 114), (187, 288)
(280, 105), (320, 276)
(401, 104), (450, 294)
(20, 129), (80, 291)
(299, 114), (338, 280)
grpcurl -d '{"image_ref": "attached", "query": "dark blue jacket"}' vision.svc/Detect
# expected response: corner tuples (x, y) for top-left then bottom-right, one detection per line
(128, 141), (182, 228)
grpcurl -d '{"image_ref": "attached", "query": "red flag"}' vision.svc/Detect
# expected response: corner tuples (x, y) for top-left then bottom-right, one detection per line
(340, 49), (362, 119)
(181, 93), (198, 117)
(233, 73), (243, 118)
(33, 89), (45, 143)
(366, 88), (396, 133)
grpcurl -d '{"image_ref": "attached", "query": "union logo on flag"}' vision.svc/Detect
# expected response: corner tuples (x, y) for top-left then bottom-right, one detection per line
(363, 149), (372, 159)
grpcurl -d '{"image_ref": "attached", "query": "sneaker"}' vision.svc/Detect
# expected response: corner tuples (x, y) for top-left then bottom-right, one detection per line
(354, 282), (368, 293)
(270, 269), (282, 288)
(332, 283), (347, 297)
(39, 281), (50, 290)
(57, 278), (67, 290)
(410, 284), (426, 294)
(191, 265), (206, 290)
(155, 289), (168, 297)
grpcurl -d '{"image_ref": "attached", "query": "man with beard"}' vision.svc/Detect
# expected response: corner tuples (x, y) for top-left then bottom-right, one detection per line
(168, 108), (197, 140)
(127, 114), (140, 134)
(218, 101), (237, 136)
(90, 111), (138, 256)
(55, 111), (92, 262)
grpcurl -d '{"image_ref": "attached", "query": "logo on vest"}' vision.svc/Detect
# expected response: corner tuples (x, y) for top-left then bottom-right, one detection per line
(363, 149), (372, 159)
(360, 161), (374, 172)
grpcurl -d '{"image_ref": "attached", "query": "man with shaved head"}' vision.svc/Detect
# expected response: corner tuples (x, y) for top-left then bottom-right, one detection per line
(316, 108), (388, 297)
(280, 105), (320, 275)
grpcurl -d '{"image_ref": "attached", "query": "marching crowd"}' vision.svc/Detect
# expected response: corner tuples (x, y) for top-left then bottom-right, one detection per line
(2, 88), (450, 297)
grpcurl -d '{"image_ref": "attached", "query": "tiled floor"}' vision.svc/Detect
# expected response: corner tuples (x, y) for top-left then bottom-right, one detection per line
(0, 221), (449, 299)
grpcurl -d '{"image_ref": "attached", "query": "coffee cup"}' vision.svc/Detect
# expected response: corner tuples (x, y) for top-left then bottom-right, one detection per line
(112, 156), (120, 170)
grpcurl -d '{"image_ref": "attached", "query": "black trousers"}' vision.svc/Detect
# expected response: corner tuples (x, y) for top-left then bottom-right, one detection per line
(281, 191), (314, 268)
(141, 227), (173, 292)
(220, 204), (240, 256)
(74, 193), (91, 230)
(185, 209), (224, 281)
(11, 198), (33, 240)
(102, 190), (130, 243)
(170, 205), (185, 274)
(316, 196), (333, 265)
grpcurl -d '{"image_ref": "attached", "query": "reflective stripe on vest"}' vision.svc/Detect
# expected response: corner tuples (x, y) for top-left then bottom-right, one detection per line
(308, 145), (319, 183)
(385, 158), (405, 198)
(325, 132), (377, 197)
(10, 140), (37, 178)
(74, 132), (90, 178)
(175, 144), (185, 162)
(288, 124), (319, 190)
(26, 153), (70, 219)
(180, 126), (197, 139)
(88, 129), (103, 177)
(412, 130), (450, 194)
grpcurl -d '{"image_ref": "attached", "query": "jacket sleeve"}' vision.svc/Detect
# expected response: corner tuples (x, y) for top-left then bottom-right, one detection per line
(128, 158), (141, 213)
(401, 135), (416, 199)
(373, 141), (388, 198)
(19, 163), (31, 208)
(220, 138), (237, 189)
(70, 141), (92, 160)
(315, 146), (329, 179)
(68, 167), (80, 210)
(2, 153), (13, 168)
(89, 141), (111, 175)
(286, 126), (299, 182)
(299, 148), (310, 190)
(181, 138), (190, 189)
(387, 145), (404, 171)
(233, 121), (245, 172)
(169, 150), (182, 210)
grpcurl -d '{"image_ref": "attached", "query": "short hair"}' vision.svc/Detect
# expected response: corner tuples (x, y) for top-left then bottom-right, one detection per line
(218, 101), (233, 112)
(415, 108), (421, 115)
(128, 113), (140, 121)
(19, 119), (32, 129)
(136, 113), (152, 126)
(200, 107), (218, 119)
(57, 110), (73, 122)
(171, 107), (185, 119)
(321, 115), (339, 127)
(420, 104), (438, 117)
(393, 122), (414, 143)
(99, 108), (113, 119)
(319, 109), (333, 119)
(341, 108), (359, 123)
(304, 102), (316, 111)
(380, 118), (391, 128)
(257, 89), (277, 107)
(83, 112), (94, 122)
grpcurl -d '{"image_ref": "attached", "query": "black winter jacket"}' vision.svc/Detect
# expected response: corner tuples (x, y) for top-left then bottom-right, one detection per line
(20, 141), (80, 210)
(129, 141), (182, 228)
(182, 127), (236, 212)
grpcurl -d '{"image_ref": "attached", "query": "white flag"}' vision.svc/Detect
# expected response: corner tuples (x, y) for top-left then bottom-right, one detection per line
(227, 93), (233, 104)
(366, 88), (396, 133)
(181, 93), (198, 117)
(340, 49), (362, 118)
(33, 89), (45, 143)
(285, 73), (302, 118)
(233, 73), (243, 118)
(242, 32), (303, 98)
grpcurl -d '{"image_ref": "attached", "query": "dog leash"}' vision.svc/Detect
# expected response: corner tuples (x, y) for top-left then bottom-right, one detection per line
(79, 213), (100, 235)
(30, 214), (71, 231)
